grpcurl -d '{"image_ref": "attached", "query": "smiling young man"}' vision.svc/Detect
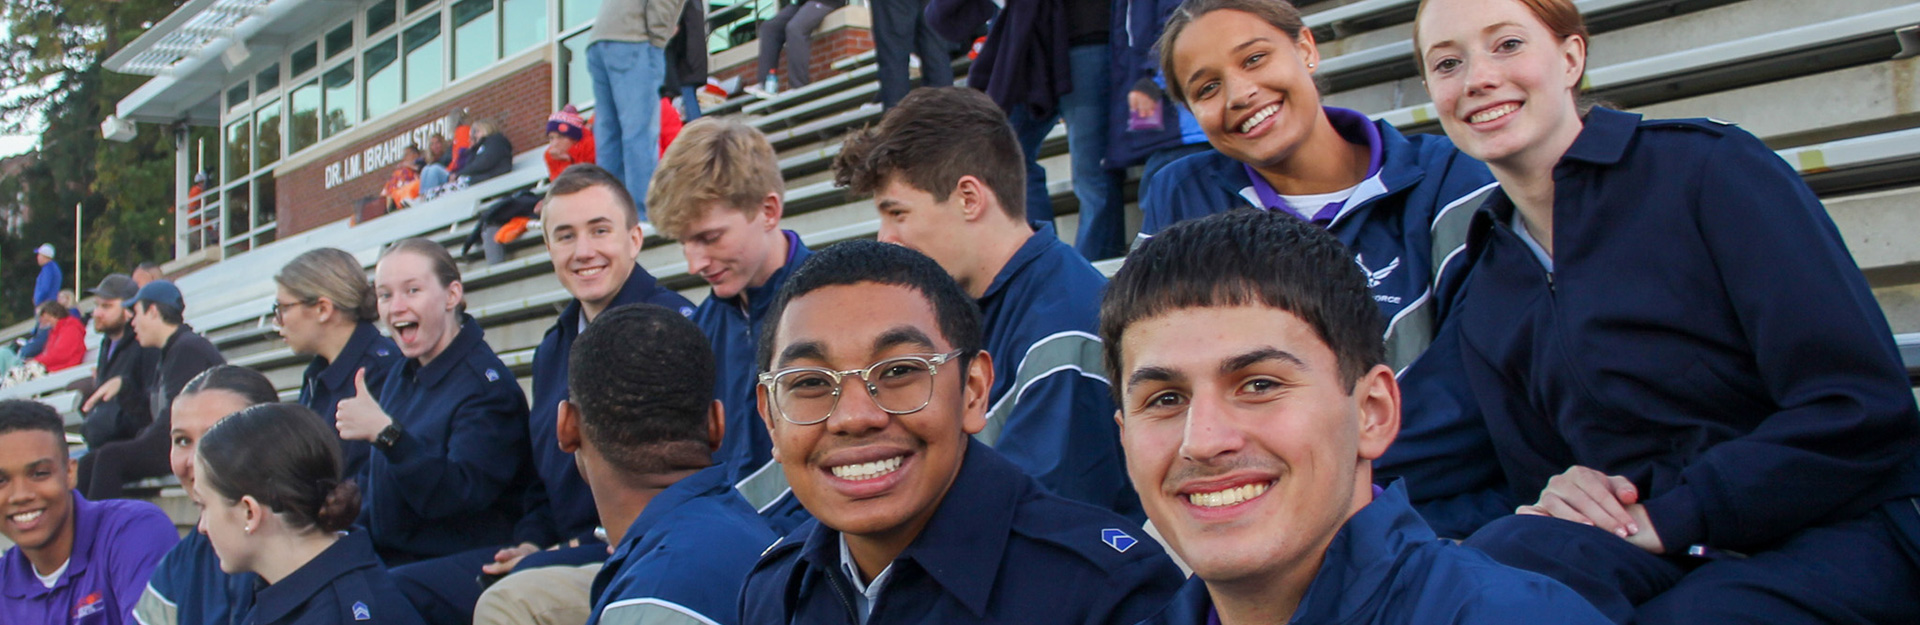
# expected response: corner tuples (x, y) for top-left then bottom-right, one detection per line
(394, 163), (696, 625)
(738, 240), (1181, 624)
(833, 87), (1139, 521)
(1105, 210), (1606, 625)
(1, 399), (177, 625)
(649, 117), (814, 525)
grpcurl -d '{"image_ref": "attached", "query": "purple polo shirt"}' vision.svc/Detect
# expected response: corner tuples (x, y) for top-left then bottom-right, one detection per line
(1243, 106), (1386, 226)
(2, 491), (178, 625)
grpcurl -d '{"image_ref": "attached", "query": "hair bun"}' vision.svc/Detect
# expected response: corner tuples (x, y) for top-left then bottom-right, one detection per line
(316, 479), (363, 533)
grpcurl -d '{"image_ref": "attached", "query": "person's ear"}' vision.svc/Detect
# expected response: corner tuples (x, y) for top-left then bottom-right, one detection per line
(959, 351), (994, 435)
(760, 192), (785, 229)
(65, 457), (77, 485)
(315, 297), (335, 324)
(240, 495), (266, 533)
(757, 386), (784, 461)
(557, 400), (582, 453)
(1562, 35), (1588, 90)
(1296, 27), (1322, 72)
(706, 400), (726, 454)
(1354, 364), (1401, 462)
(955, 176), (991, 222)
(446, 281), (465, 313)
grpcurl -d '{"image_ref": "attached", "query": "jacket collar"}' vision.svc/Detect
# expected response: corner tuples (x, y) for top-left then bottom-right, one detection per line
(796, 439), (1020, 618)
(159, 323), (196, 356)
(558, 263), (670, 340)
(247, 531), (381, 624)
(1559, 107), (1640, 168)
(406, 315), (486, 388)
(723, 230), (810, 320)
(617, 464), (735, 553)
(1, 491), (98, 598)
(309, 322), (391, 396)
(978, 223), (1057, 303)
(1212, 108), (1426, 229)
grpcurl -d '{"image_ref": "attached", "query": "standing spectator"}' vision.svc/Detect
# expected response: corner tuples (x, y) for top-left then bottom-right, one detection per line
(27, 302), (84, 373)
(0, 399), (179, 625)
(543, 106), (596, 180)
(33, 243), (62, 309)
(1112, 0), (1212, 205)
(587, 0), (681, 224)
(78, 275), (159, 451)
(927, 0), (1127, 259)
(872, 0), (953, 108)
(745, 0), (848, 98)
(663, 0), (709, 121)
(275, 248), (405, 482)
(78, 279), (226, 500)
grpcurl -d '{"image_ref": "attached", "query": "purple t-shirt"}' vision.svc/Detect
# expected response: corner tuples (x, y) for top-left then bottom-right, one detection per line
(1, 491), (179, 624)
(1205, 484), (1387, 625)
(1242, 107), (1386, 226)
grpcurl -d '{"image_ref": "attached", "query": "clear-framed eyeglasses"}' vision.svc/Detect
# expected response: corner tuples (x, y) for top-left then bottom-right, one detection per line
(757, 349), (967, 425)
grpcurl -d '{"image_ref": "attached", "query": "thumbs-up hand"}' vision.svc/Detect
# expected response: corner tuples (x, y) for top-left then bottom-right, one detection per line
(335, 368), (394, 443)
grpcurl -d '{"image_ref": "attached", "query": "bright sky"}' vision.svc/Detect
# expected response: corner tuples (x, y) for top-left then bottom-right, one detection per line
(0, 134), (35, 158)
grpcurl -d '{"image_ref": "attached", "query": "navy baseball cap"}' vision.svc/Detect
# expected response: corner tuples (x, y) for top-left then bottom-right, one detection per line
(126, 280), (186, 313)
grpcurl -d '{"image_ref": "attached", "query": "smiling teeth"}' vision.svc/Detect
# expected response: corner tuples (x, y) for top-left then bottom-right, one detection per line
(831, 456), (903, 481)
(1239, 104), (1281, 134)
(577, 267), (605, 276)
(1470, 103), (1519, 124)
(10, 510), (42, 524)
(1188, 482), (1269, 508)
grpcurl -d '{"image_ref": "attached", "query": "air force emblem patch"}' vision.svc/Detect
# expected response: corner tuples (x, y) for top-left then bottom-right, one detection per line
(353, 601), (372, 621)
(484, 368), (500, 382)
(1355, 253), (1401, 289)
(1101, 528), (1138, 553)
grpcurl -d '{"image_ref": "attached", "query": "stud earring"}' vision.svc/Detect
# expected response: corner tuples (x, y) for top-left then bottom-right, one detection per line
(245, 524), (255, 535)
(1307, 62), (1317, 69)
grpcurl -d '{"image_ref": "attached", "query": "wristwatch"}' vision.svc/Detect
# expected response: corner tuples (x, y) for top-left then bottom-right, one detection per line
(374, 423), (404, 450)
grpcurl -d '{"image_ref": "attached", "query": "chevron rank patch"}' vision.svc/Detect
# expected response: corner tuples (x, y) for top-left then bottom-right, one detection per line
(1101, 528), (1137, 553)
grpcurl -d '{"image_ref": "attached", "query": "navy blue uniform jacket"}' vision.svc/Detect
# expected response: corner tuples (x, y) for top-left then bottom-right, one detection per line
(1140, 116), (1508, 536)
(520, 265), (694, 547)
(696, 232), (811, 507)
(1139, 482), (1610, 625)
(136, 531), (258, 625)
(586, 465), (775, 625)
(298, 321), (403, 483)
(738, 439), (1183, 624)
(239, 531), (424, 625)
(978, 224), (1138, 521)
(362, 316), (530, 562)
(1456, 108), (1920, 553)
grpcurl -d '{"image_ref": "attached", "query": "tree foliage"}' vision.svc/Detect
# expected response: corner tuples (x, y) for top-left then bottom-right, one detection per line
(0, 0), (182, 328)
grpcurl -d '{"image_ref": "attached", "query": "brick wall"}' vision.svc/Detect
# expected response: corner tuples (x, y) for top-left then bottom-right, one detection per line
(713, 27), (875, 89)
(276, 61), (553, 236)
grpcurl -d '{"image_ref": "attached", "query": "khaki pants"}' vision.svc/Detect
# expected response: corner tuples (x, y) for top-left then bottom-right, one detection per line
(472, 563), (603, 625)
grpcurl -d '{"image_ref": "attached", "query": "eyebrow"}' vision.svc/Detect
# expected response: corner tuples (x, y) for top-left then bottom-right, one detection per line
(777, 341), (828, 367)
(1184, 37), (1274, 88)
(1127, 365), (1183, 391)
(1223, 347), (1308, 374)
(1424, 21), (1526, 54)
(873, 326), (938, 353)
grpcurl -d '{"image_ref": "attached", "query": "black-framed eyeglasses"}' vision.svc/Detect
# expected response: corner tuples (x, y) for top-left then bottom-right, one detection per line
(272, 299), (317, 322)
(757, 349), (967, 425)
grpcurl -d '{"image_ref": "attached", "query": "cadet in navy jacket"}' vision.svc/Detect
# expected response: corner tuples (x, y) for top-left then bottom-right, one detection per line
(360, 316), (530, 563)
(693, 230), (811, 506)
(297, 321), (402, 482)
(239, 532), (424, 625)
(1454, 108), (1920, 622)
(589, 464), (775, 625)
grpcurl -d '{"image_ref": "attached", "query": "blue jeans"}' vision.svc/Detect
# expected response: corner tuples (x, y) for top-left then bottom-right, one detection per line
(588, 40), (665, 221)
(1009, 44), (1124, 260)
(420, 164), (450, 192)
(681, 85), (703, 122)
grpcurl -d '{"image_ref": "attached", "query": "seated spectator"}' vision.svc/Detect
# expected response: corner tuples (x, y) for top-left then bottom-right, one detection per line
(134, 366), (279, 625)
(460, 120), (515, 185)
(1106, 210), (1608, 625)
(745, 0), (847, 98)
(404, 165), (694, 625)
(383, 145), (425, 211)
(1141, 0), (1508, 538)
(649, 117), (812, 528)
(28, 302), (84, 373)
(131, 262), (164, 288)
(190, 402), (426, 624)
(78, 275), (158, 451)
(737, 240), (1184, 624)
(333, 239), (529, 565)
(78, 280), (225, 500)
(275, 248), (405, 481)
(833, 86), (1139, 520)
(55, 290), (83, 322)
(422, 134), (453, 192)
(544, 106), (596, 180)
(0, 398), (178, 624)
(563, 303), (774, 625)
(1416, 1), (1920, 622)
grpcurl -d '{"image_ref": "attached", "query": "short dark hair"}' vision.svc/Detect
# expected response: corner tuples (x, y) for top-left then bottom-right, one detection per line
(832, 87), (1027, 220)
(197, 403), (361, 533)
(1101, 210), (1385, 394)
(181, 365), (280, 407)
(547, 163), (639, 229)
(35, 301), (66, 319)
(137, 300), (185, 325)
(569, 303), (716, 475)
(0, 399), (64, 439)
(760, 240), (983, 371)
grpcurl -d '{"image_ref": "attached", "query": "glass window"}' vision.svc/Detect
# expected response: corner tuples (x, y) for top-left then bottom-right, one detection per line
(406, 0), (436, 13)
(254, 175), (278, 230)
(290, 80), (321, 151)
(225, 120), (251, 179)
(254, 99), (282, 167)
(367, 0), (398, 34)
(364, 37), (400, 120)
(403, 17), (444, 102)
(292, 43), (318, 77)
(323, 62), (357, 137)
(452, 0), (497, 79)
(326, 22), (354, 58)
(500, 0), (547, 57)
(562, 0), (601, 31)
(226, 183), (251, 239)
(226, 82), (249, 109)
(562, 31), (593, 107)
(256, 65), (280, 93)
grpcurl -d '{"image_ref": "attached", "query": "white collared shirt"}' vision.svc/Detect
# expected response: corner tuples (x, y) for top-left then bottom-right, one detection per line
(838, 534), (897, 625)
